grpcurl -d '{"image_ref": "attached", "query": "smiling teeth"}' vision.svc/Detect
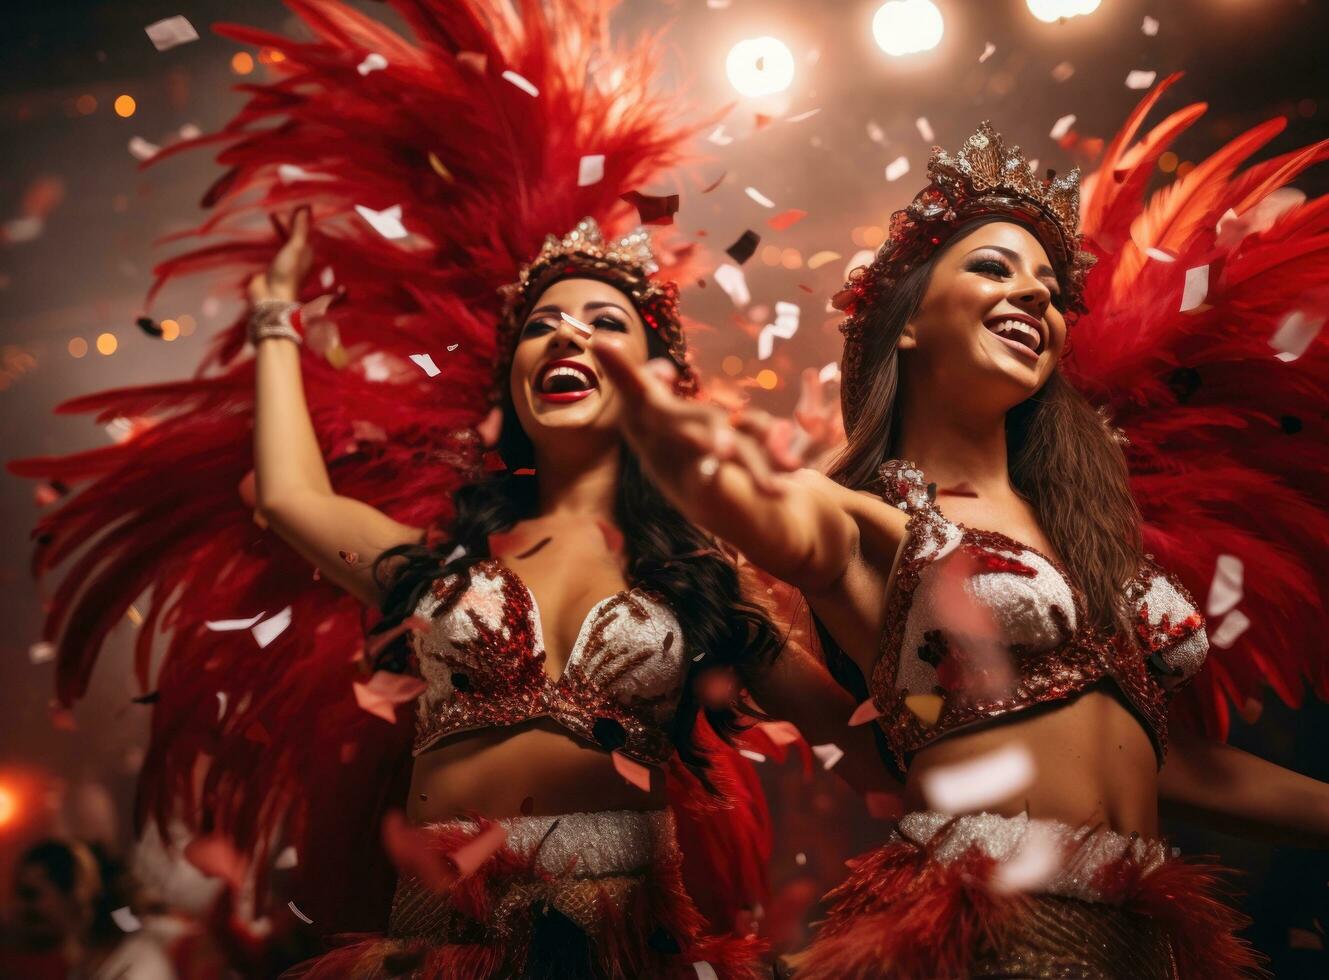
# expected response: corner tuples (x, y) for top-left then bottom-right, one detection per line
(989, 319), (1041, 352)
(541, 365), (594, 392)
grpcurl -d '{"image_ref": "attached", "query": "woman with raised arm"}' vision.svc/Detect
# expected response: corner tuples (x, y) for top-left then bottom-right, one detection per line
(592, 82), (1329, 978)
(11, 2), (885, 977)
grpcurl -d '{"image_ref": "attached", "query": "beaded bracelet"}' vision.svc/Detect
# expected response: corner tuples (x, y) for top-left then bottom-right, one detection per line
(247, 299), (304, 346)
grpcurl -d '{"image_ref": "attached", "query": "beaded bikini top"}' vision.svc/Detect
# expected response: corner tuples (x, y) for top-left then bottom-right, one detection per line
(867, 461), (1208, 769)
(410, 558), (685, 766)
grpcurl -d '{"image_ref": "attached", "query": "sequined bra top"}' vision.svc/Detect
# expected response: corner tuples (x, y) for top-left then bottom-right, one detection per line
(867, 461), (1208, 769)
(410, 558), (686, 766)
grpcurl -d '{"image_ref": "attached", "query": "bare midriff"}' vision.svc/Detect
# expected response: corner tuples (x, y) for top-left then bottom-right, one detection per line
(406, 719), (666, 824)
(901, 686), (1161, 837)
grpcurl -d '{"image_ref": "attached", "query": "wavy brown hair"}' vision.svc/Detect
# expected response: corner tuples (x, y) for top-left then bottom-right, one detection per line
(831, 217), (1144, 629)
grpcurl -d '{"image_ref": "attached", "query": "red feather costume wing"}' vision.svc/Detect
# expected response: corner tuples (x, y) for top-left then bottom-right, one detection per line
(9, 0), (738, 936)
(1068, 74), (1329, 738)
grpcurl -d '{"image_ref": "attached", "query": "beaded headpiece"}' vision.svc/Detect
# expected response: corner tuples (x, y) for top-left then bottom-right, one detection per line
(835, 121), (1095, 434)
(494, 217), (695, 402)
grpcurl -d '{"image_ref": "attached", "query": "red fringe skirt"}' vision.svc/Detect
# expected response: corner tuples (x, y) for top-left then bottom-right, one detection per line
(790, 811), (1263, 980)
(283, 809), (763, 979)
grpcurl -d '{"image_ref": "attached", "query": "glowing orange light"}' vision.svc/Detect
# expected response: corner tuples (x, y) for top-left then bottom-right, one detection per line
(780, 248), (803, 270)
(0, 785), (17, 829)
(68, 337), (88, 358)
(1158, 151), (1178, 173)
(179, 314), (197, 336)
(721, 355), (744, 376)
(756, 369), (778, 390)
(1175, 161), (1194, 179)
(231, 52), (255, 75)
(96, 332), (118, 356)
(259, 48), (286, 65)
(75, 94), (97, 115)
(114, 94), (136, 118)
(160, 318), (180, 341)
(760, 245), (782, 266)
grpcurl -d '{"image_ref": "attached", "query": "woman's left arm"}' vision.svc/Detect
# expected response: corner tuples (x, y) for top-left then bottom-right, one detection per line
(1160, 724), (1329, 847)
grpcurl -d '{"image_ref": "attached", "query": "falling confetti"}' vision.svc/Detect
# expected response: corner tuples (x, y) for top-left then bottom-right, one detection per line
(144, 15), (199, 51)
(921, 743), (1035, 813)
(706, 125), (733, 146)
(1270, 311), (1324, 362)
(811, 743), (844, 770)
(355, 203), (409, 240)
(1206, 554), (1244, 617)
(806, 250), (841, 270)
(29, 642), (55, 665)
(274, 847), (299, 869)
(713, 263), (750, 307)
(1142, 15), (1160, 36)
(738, 749), (766, 763)
(915, 117), (934, 141)
(724, 230), (761, 265)
(848, 699), (881, 726)
(612, 751), (653, 791)
(620, 190), (679, 225)
(884, 156), (911, 182)
(357, 53), (388, 76)
(409, 353), (441, 377)
(692, 963), (720, 980)
(427, 151), (453, 182)
(818, 361), (840, 383)
(502, 70), (539, 97)
(767, 209), (807, 231)
(866, 120), (885, 144)
(277, 163), (330, 184)
(251, 607), (293, 648)
(990, 823), (1063, 894)
(216, 691), (228, 720)
(757, 301), (800, 360)
(1179, 264), (1209, 312)
(1210, 609), (1251, 649)
(1126, 70), (1158, 89)
(1049, 114), (1076, 140)
(577, 154), (605, 186)
(353, 671), (428, 723)
(785, 107), (821, 123)
(979, 42), (996, 62)
(128, 137), (160, 161)
(110, 906), (143, 933)
(744, 186), (775, 208)
(205, 612), (267, 631)
(560, 312), (594, 338)
(1051, 62), (1075, 83)
(287, 901), (314, 924)
(1144, 247), (1176, 262)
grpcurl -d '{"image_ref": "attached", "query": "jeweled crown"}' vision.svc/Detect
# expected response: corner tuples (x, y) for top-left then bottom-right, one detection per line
(836, 121), (1095, 434)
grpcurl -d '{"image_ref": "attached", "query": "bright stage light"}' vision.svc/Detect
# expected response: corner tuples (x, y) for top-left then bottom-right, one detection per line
(0, 784), (18, 829)
(873, 1), (945, 57)
(1026, 0), (1102, 23)
(725, 37), (795, 97)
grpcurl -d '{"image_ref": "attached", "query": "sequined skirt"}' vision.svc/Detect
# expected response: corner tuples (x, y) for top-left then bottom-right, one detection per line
(283, 808), (762, 980)
(789, 811), (1261, 980)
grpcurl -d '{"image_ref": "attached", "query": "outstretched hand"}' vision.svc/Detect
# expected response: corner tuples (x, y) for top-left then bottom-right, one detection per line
(590, 333), (799, 498)
(248, 206), (315, 304)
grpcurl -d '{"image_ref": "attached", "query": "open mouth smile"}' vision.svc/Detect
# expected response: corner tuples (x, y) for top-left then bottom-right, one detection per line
(535, 358), (599, 403)
(983, 312), (1045, 361)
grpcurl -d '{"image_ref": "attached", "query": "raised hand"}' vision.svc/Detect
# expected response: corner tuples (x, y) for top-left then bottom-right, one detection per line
(248, 207), (315, 304)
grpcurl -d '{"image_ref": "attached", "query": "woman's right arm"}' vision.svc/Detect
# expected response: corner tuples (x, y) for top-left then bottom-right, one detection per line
(590, 334), (889, 597)
(249, 208), (420, 606)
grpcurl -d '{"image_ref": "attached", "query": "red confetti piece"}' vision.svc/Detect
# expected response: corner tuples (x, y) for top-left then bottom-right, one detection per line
(756, 720), (802, 746)
(353, 671), (427, 723)
(476, 406), (503, 447)
(612, 750), (654, 791)
(456, 51), (487, 73)
(753, 113), (774, 130)
(183, 835), (247, 889)
(848, 699), (882, 726)
(701, 172), (727, 194)
(620, 190), (679, 226)
(798, 283), (815, 293)
(449, 822), (509, 877)
(767, 209), (807, 231)
(34, 483), (61, 507)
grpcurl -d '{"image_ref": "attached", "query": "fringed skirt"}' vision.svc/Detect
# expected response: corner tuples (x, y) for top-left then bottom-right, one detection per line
(789, 811), (1262, 980)
(283, 808), (763, 980)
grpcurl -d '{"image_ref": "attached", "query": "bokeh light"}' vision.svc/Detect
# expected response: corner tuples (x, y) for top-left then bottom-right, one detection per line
(231, 51), (256, 75)
(160, 319), (180, 341)
(1158, 151), (1179, 173)
(113, 94), (136, 117)
(725, 37), (795, 97)
(721, 355), (744, 376)
(96, 332), (118, 356)
(0, 783), (18, 829)
(1026, 0), (1102, 24)
(756, 369), (779, 390)
(67, 337), (88, 358)
(873, 1), (945, 57)
(75, 94), (97, 115)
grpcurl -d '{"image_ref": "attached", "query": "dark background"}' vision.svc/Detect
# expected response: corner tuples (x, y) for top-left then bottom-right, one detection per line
(2, 0), (1327, 974)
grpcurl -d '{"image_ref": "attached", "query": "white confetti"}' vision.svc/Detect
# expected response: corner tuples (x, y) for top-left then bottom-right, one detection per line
(29, 641), (55, 665)
(216, 691), (228, 720)
(991, 823), (1063, 894)
(205, 613), (266, 632)
(1142, 15), (1160, 36)
(1051, 61), (1075, 83)
(1126, 70), (1157, 90)
(1270, 311), (1325, 362)
(713, 263), (751, 308)
(275, 846), (299, 869)
(1210, 609), (1251, 649)
(811, 743), (844, 770)
(576, 154), (605, 187)
(446, 342), (459, 351)
(278, 163), (331, 184)
(354, 203), (408, 240)
(4, 217), (43, 243)
(560, 312), (594, 338)
(320, 266), (335, 289)
(105, 417), (134, 442)
(884, 156), (911, 182)
(444, 544), (468, 565)
(707, 0), (732, 8)
(128, 137), (160, 161)
(1028, 158), (1040, 175)
(409, 353), (442, 377)
(738, 749), (766, 763)
(287, 900), (314, 925)
(111, 906), (142, 933)
(251, 606), (293, 648)
(1206, 554), (1244, 617)
(1049, 114), (1076, 140)
(786, 107), (821, 124)
(1179, 264), (1209, 312)
(915, 117), (934, 141)
(979, 42), (996, 63)
(866, 120), (885, 144)
(502, 70), (539, 97)
(177, 122), (202, 141)
(744, 186), (775, 208)
(818, 361), (840, 384)
(921, 743), (1035, 814)
(794, 851), (807, 865)
(357, 53), (388, 76)
(1144, 247), (1176, 263)
(758, 301), (800, 360)
(706, 125), (733, 146)
(691, 962), (719, 980)
(144, 15), (199, 52)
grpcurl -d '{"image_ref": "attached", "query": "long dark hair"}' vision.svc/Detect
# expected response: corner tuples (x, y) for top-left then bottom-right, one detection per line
(820, 217), (1143, 699)
(371, 291), (784, 777)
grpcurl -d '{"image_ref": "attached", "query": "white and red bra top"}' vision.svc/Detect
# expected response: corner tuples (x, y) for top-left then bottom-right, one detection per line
(867, 460), (1208, 768)
(410, 558), (686, 766)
